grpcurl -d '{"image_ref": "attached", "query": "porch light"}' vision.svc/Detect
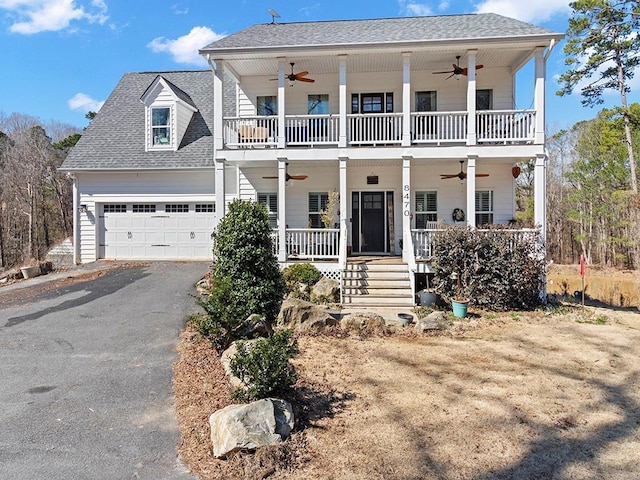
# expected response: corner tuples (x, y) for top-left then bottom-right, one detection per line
(79, 204), (88, 214)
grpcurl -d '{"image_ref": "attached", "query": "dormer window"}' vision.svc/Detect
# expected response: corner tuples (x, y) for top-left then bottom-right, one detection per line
(152, 107), (171, 146)
(141, 75), (198, 152)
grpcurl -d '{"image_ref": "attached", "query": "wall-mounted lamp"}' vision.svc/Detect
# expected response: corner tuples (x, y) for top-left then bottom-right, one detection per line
(79, 204), (88, 214)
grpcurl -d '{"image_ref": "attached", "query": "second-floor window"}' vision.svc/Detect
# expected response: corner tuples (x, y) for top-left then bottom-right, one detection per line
(308, 94), (329, 114)
(476, 89), (493, 110)
(257, 95), (277, 116)
(152, 107), (171, 146)
(308, 192), (329, 228)
(475, 190), (494, 225)
(415, 191), (438, 228)
(351, 92), (393, 114)
(257, 193), (278, 228)
(416, 91), (437, 112)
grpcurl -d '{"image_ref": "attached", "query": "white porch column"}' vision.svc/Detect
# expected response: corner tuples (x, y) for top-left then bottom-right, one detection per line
(339, 57), (347, 148)
(466, 156), (477, 228)
(277, 59), (286, 148)
(338, 157), (348, 268)
(402, 156), (412, 262)
(215, 159), (226, 225)
(534, 47), (546, 145)
(278, 157), (287, 262)
(466, 50), (477, 146)
(534, 153), (547, 241)
(212, 59), (224, 151)
(402, 52), (412, 147)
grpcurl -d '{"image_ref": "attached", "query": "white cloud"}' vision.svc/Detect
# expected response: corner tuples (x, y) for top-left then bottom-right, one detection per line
(398, 0), (433, 16)
(68, 92), (104, 113)
(148, 26), (225, 65)
(474, 0), (571, 23)
(171, 3), (188, 15)
(0, 0), (108, 34)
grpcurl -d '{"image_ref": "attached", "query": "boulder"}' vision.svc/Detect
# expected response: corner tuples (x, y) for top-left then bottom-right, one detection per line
(277, 299), (338, 332)
(415, 311), (450, 333)
(220, 339), (261, 390)
(310, 277), (340, 303)
(340, 312), (387, 334)
(209, 398), (295, 458)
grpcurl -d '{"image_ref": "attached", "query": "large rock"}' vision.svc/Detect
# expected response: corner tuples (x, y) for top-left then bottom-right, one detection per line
(310, 277), (340, 303)
(277, 299), (338, 332)
(209, 398), (295, 458)
(415, 311), (450, 333)
(340, 312), (387, 334)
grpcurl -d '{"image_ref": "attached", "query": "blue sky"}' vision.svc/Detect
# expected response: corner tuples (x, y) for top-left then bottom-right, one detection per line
(0, 0), (637, 131)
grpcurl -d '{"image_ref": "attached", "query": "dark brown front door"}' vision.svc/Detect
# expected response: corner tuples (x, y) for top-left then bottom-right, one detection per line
(352, 191), (389, 253)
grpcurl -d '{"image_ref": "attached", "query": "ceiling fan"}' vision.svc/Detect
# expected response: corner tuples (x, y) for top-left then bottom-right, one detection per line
(270, 62), (315, 83)
(263, 164), (308, 181)
(433, 56), (484, 80)
(440, 160), (489, 180)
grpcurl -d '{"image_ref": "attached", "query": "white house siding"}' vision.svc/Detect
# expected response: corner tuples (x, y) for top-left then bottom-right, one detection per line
(76, 171), (215, 263)
(175, 103), (194, 143)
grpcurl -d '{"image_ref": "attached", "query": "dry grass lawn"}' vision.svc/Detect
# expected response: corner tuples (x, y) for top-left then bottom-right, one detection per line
(175, 306), (640, 480)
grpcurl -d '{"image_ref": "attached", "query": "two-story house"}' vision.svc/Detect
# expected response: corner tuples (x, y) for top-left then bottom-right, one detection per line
(62, 13), (563, 307)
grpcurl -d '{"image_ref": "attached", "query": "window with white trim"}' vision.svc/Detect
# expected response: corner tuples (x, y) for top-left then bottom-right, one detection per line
(133, 204), (156, 213)
(195, 204), (214, 213)
(308, 192), (329, 228)
(475, 190), (494, 225)
(151, 107), (171, 146)
(104, 204), (126, 213)
(257, 96), (277, 116)
(476, 89), (493, 110)
(257, 193), (278, 228)
(415, 192), (437, 228)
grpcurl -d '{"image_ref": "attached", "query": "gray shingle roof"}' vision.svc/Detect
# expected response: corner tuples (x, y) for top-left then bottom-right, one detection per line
(201, 13), (561, 52)
(62, 71), (215, 171)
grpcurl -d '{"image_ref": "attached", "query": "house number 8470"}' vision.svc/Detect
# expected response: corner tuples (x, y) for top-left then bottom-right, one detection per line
(403, 184), (410, 216)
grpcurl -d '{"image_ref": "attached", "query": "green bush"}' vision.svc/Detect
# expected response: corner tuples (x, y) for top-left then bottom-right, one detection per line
(230, 329), (299, 401)
(282, 263), (322, 299)
(431, 226), (545, 310)
(196, 200), (285, 349)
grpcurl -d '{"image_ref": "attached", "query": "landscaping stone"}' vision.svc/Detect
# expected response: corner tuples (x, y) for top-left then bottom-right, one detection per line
(340, 312), (387, 334)
(220, 339), (261, 390)
(415, 311), (450, 333)
(209, 398), (295, 458)
(310, 277), (340, 303)
(277, 299), (338, 332)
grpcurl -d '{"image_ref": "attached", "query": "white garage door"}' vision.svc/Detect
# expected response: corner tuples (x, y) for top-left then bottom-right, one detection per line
(99, 203), (215, 260)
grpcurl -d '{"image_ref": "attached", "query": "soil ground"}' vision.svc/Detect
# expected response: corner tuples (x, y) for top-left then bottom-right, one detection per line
(174, 303), (640, 480)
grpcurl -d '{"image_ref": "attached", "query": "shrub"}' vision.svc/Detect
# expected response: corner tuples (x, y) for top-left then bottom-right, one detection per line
(282, 263), (322, 298)
(230, 329), (299, 401)
(431, 226), (545, 310)
(196, 200), (285, 349)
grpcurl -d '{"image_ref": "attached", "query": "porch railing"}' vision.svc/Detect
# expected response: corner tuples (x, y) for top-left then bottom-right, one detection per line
(411, 112), (468, 144)
(271, 228), (340, 260)
(348, 113), (403, 145)
(284, 115), (340, 146)
(224, 116), (278, 147)
(477, 110), (536, 144)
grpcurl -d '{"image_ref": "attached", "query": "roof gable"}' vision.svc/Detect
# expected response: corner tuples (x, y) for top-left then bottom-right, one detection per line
(140, 75), (198, 112)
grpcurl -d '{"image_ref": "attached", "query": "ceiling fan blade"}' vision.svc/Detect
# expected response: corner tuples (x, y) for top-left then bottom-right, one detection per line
(433, 70), (454, 74)
(269, 78), (278, 81)
(476, 64), (484, 70)
(296, 77), (315, 83)
(288, 174), (308, 180)
(293, 71), (309, 78)
(476, 173), (490, 177)
(262, 176), (278, 179)
(440, 174), (459, 179)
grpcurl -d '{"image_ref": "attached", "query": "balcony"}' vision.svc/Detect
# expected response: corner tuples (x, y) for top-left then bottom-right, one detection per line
(223, 110), (535, 149)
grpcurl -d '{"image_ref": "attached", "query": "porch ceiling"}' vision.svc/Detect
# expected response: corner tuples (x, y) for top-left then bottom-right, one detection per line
(217, 44), (541, 78)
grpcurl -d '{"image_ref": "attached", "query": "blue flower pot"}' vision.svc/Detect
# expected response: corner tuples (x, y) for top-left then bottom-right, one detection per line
(451, 299), (469, 318)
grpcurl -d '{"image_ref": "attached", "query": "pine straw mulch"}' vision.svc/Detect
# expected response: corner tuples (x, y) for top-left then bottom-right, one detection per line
(173, 326), (353, 480)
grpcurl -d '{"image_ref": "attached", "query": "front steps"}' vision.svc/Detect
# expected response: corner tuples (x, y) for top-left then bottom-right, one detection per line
(342, 258), (415, 307)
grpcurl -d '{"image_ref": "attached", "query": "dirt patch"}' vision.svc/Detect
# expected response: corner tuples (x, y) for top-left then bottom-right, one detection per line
(548, 264), (639, 308)
(175, 307), (640, 479)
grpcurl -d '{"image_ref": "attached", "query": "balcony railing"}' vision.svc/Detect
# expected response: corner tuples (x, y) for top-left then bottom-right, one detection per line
(348, 113), (403, 145)
(271, 228), (340, 260)
(224, 116), (278, 147)
(477, 110), (536, 144)
(411, 112), (467, 144)
(223, 109), (536, 148)
(285, 115), (339, 146)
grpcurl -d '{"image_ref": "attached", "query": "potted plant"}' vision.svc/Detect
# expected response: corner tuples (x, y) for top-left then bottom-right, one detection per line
(450, 272), (469, 318)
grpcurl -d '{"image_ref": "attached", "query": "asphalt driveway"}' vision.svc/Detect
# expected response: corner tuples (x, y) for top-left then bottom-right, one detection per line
(0, 261), (209, 479)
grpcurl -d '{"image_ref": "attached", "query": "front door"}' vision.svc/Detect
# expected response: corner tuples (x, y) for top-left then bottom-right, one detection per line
(352, 191), (394, 253)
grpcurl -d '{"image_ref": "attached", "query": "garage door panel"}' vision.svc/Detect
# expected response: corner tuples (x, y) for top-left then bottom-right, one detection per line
(100, 203), (214, 260)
